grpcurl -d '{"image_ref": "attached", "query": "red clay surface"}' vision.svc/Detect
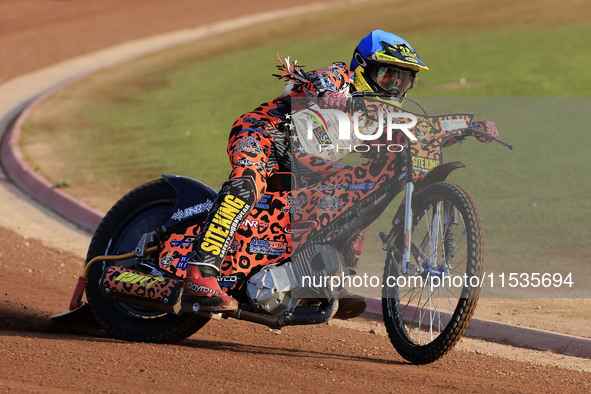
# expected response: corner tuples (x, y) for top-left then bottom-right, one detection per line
(0, 0), (334, 84)
(1, 0), (590, 392)
(1, 225), (589, 392)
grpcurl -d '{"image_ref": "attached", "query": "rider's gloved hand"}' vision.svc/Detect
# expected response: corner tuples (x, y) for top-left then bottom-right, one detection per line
(473, 120), (499, 143)
(319, 91), (350, 111)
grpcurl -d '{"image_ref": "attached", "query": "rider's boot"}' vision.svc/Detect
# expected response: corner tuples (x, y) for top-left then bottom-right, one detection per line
(180, 263), (238, 313)
(334, 288), (366, 320)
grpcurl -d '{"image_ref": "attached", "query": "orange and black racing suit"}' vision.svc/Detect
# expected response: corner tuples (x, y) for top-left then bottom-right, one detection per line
(190, 62), (365, 288)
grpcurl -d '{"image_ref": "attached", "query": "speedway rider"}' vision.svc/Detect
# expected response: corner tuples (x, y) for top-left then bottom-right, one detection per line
(180, 30), (487, 315)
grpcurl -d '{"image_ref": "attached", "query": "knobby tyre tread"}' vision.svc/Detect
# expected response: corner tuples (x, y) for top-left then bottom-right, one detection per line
(85, 179), (209, 343)
(382, 181), (484, 364)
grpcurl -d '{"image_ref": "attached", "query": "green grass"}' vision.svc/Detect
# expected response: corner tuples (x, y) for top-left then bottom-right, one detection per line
(71, 24), (591, 187)
(409, 25), (591, 97)
(21, 21), (591, 297)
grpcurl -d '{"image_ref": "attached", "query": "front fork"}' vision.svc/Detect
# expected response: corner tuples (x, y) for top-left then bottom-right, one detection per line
(401, 181), (414, 275)
(381, 180), (419, 275)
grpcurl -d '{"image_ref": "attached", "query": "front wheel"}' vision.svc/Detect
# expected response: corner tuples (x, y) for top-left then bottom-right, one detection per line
(382, 182), (484, 364)
(85, 179), (209, 342)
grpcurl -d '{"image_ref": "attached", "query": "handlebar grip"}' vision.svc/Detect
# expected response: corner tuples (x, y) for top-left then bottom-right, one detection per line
(463, 127), (514, 150)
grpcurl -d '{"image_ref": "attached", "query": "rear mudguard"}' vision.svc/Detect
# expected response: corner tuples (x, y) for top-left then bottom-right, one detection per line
(161, 174), (217, 231)
(391, 161), (465, 225)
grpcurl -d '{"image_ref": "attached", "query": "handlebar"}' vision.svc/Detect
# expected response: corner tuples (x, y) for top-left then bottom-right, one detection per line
(350, 92), (398, 98)
(412, 127), (513, 150)
(349, 93), (514, 150)
(461, 127), (514, 150)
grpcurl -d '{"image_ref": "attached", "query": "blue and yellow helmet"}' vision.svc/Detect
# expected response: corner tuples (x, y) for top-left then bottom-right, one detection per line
(351, 30), (429, 97)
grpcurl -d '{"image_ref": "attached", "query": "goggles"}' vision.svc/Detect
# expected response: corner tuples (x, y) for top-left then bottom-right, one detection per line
(370, 63), (416, 96)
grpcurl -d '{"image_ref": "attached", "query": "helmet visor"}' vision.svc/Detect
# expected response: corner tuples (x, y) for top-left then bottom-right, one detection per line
(371, 64), (416, 96)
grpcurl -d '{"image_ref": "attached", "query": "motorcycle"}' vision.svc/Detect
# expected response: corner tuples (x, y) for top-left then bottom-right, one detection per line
(54, 95), (513, 364)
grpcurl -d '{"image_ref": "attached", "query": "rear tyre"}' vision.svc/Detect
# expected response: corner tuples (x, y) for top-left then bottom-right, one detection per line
(85, 179), (209, 342)
(382, 182), (483, 364)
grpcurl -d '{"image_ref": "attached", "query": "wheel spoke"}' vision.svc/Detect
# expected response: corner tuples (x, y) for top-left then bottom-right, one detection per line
(382, 182), (483, 363)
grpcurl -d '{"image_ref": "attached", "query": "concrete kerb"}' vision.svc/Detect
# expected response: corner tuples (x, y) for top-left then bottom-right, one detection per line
(363, 299), (591, 359)
(0, 0), (357, 230)
(1, 6), (589, 360)
(1, 76), (104, 232)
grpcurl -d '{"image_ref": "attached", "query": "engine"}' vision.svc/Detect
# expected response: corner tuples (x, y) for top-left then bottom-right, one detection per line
(246, 245), (345, 316)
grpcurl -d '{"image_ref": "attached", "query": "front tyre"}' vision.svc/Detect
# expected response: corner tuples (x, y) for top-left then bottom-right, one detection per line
(382, 182), (484, 364)
(85, 179), (209, 342)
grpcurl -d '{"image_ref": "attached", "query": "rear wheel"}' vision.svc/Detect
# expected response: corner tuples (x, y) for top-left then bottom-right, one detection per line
(382, 182), (483, 364)
(85, 179), (209, 342)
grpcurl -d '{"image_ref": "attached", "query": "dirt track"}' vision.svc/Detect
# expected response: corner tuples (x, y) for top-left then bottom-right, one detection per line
(0, 222), (589, 392)
(1, 0), (590, 392)
(0, 223), (587, 393)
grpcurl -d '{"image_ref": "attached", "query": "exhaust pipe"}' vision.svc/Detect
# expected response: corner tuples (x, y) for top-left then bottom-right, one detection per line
(231, 299), (339, 329)
(99, 267), (339, 329)
(100, 266), (183, 314)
